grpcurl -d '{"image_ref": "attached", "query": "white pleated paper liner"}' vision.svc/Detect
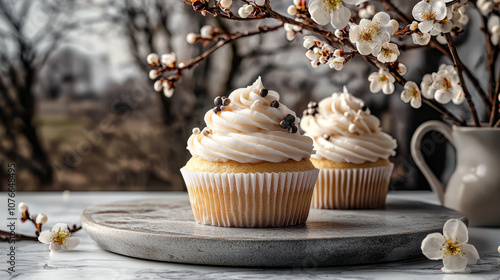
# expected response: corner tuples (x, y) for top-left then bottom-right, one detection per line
(180, 168), (319, 228)
(311, 163), (394, 209)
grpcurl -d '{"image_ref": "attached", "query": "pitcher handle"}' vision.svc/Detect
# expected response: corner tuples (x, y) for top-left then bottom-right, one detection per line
(410, 121), (454, 205)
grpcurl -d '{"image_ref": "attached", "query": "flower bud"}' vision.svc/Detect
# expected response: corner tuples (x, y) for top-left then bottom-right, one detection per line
(153, 80), (163, 92)
(200, 25), (213, 39)
(287, 5), (297, 16)
(18, 202), (27, 212)
(334, 29), (343, 38)
(397, 63), (407, 76)
(389, 19), (399, 34)
(255, 0), (265, 6)
(186, 32), (198, 44)
(293, 0), (301, 6)
(161, 53), (177, 67)
(149, 70), (158, 80)
(366, 5), (376, 15)
(36, 213), (47, 225)
(146, 53), (159, 65)
(220, 0), (232, 9)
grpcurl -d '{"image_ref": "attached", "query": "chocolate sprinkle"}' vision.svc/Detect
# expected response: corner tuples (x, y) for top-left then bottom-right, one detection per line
(270, 100), (279, 108)
(280, 120), (289, 129)
(289, 125), (298, 134)
(259, 88), (268, 97)
(323, 134), (330, 140)
(223, 98), (231, 106)
(361, 105), (368, 111)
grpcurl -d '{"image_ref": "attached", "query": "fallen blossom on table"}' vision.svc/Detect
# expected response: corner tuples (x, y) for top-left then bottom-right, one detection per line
(421, 219), (479, 273)
(38, 223), (80, 252)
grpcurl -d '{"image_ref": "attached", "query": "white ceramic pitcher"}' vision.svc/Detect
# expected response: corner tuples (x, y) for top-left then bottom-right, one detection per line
(411, 121), (500, 226)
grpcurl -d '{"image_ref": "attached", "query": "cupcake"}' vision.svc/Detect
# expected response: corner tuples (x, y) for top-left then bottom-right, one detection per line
(300, 87), (397, 209)
(181, 77), (318, 227)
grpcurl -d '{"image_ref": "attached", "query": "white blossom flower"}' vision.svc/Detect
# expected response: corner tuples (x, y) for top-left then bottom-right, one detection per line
(238, 4), (254, 18)
(401, 81), (422, 108)
(430, 8), (453, 35)
(412, 32), (431, 45)
(36, 213), (47, 224)
(488, 15), (500, 46)
(38, 223), (80, 251)
(329, 57), (345, 70)
(412, 0), (447, 33)
(146, 53), (160, 66)
(186, 32), (198, 44)
(421, 73), (435, 99)
(433, 64), (464, 104)
(349, 12), (393, 56)
(219, 0), (232, 9)
(18, 202), (27, 212)
(308, 0), (367, 29)
(368, 68), (395, 94)
(377, 42), (400, 63)
(161, 53), (177, 68)
(421, 219), (479, 273)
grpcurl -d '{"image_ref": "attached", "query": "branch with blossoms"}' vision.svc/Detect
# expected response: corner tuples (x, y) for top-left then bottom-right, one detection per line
(0, 202), (82, 251)
(146, 0), (500, 127)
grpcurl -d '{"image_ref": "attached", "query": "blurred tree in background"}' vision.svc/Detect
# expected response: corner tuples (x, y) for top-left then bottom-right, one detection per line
(0, 0), (488, 191)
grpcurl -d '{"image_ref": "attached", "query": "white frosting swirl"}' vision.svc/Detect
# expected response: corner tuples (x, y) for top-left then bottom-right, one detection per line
(187, 77), (314, 163)
(300, 87), (397, 164)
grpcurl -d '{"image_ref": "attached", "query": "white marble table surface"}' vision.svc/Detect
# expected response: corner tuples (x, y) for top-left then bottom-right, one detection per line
(1, 191), (499, 280)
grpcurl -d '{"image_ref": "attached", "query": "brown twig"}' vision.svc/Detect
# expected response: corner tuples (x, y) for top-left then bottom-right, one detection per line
(444, 33), (480, 126)
(0, 230), (38, 242)
(490, 68), (500, 126)
(379, 0), (410, 24)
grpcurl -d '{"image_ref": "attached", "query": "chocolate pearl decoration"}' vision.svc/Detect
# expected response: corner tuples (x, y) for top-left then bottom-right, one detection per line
(361, 105), (368, 111)
(323, 134), (330, 140)
(304, 101), (319, 116)
(214, 96), (222, 106)
(284, 114), (295, 123)
(259, 88), (268, 97)
(280, 120), (289, 129)
(270, 100), (279, 108)
(213, 96), (230, 113)
(288, 125), (298, 134)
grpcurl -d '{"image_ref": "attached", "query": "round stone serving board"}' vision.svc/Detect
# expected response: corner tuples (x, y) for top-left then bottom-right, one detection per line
(82, 195), (466, 267)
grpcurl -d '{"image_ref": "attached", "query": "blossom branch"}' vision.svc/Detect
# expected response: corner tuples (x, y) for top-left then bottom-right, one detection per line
(444, 33), (481, 126)
(363, 53), (466, 126)
(380, 0), (492, 115)
(153, 23), (283, 89)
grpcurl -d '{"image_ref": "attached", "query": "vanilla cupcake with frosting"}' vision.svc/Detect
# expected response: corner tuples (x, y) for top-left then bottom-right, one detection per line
(181, 77), (319, 227)
(301, 87), (397, 209)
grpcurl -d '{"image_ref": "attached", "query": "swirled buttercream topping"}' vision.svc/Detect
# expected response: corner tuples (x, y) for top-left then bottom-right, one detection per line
(187, 77), (314, 163)
(300, 87), (397, 164)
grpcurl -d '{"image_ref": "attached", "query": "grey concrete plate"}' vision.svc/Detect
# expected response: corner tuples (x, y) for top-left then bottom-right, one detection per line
(81, 195), (466, 267)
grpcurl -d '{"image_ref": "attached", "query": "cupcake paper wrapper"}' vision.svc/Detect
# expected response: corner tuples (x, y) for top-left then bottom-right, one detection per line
(311, 164), (394, 209)
(180, 168), (319, 228)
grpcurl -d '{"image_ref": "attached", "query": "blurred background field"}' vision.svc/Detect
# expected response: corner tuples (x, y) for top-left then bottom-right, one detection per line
(0, 0), (489, 191)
